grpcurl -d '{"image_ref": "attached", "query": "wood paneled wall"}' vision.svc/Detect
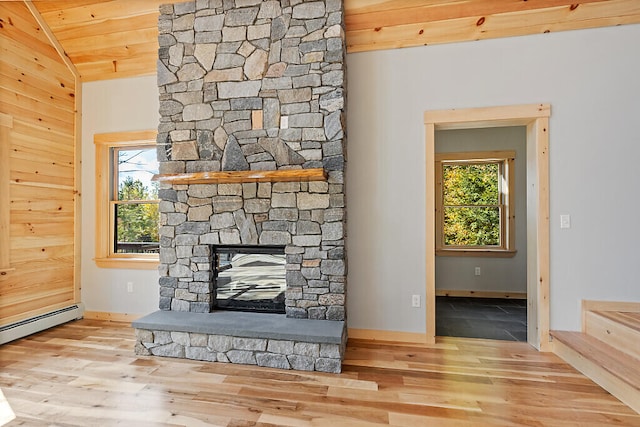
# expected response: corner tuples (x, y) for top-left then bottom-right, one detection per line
(345, 0), (640, 53)
(0, 2), (79, 326)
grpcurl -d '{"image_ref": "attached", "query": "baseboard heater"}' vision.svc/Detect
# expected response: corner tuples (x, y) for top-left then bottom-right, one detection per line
(0, 303), (85, 345)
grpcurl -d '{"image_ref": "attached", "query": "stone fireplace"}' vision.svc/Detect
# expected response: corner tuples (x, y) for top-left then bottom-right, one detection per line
(133, 0), (347, 373)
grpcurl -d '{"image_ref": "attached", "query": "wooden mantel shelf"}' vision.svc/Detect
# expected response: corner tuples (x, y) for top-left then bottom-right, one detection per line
(152, 168), (327, 185)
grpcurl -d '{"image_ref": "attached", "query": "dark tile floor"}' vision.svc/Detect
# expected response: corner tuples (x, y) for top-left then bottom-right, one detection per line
(436, 296), (528, 341)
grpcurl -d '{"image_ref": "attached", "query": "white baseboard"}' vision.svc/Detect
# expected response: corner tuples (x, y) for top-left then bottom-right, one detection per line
(83, 311), (142, 323)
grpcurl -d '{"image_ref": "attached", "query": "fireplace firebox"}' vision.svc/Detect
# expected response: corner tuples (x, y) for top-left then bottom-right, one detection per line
(213, 245), (286, 314)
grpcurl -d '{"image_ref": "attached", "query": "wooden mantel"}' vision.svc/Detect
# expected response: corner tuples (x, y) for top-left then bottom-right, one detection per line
(152, 168), (328, 185)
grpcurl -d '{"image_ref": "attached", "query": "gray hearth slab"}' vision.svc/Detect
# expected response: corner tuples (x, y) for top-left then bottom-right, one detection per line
(133, 311), (344, 344)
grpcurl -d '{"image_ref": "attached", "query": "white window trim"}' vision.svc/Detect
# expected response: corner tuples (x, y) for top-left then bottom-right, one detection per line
(94, 130), (159, 269)
(435, 150), (516, 257)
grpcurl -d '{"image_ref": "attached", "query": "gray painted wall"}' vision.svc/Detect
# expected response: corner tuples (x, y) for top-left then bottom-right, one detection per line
(435, 127), (527, 294)
(346, 23), (640, 333)
(82, 76), (160, 316)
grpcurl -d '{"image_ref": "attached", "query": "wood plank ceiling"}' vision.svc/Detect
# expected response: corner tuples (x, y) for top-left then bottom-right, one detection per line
(30, 0), (184, 81)
(28, 0), (640, 82)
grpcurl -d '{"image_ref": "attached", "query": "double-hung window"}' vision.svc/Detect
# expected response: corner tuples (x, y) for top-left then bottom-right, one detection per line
(435, 151), (515, 256)
(94, 131), (159, 269)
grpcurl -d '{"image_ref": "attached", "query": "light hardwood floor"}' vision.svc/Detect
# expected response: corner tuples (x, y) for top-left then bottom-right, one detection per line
(0, 320), (638, 426)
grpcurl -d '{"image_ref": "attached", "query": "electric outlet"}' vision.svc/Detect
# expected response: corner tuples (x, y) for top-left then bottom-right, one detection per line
(474, 267), (481, 276)
(560, 214), (571, 229)
(127, 282), (133, 293)
(412, 294), (421, 308)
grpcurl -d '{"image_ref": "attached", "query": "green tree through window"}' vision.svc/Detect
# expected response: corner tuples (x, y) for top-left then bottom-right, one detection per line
(435, 151), (515, 255)
(442, 163), (500, 246)
(113, 147), (159, 254)
(115, 177), (159, 250)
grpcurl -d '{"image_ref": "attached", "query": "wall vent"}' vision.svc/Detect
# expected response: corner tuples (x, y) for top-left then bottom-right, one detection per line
(0, 303), (84, 345)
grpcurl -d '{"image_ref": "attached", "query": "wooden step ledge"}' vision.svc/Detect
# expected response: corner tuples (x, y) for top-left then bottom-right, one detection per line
(592, 310), (640, 334)
(153, 168), (327, 185)
(585, 310), (640, 361)
(551, 330), (640, 414)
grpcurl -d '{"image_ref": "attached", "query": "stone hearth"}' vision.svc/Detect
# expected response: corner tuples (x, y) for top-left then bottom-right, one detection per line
(134, 0), (347, 373)
(133, 310), (345, 371)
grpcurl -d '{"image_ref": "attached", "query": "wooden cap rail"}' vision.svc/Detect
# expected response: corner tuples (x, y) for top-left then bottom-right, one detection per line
(152, 168), (327, 185)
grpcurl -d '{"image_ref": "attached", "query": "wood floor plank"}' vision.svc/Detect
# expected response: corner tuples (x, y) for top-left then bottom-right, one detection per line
(0, 320), (639, 426)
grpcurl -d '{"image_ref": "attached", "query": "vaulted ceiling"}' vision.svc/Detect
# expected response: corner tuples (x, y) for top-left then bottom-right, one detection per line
(25, 0), (640, 82)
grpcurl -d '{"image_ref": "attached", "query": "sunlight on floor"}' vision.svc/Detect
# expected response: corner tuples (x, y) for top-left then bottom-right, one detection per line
(0, 388), (15, 426)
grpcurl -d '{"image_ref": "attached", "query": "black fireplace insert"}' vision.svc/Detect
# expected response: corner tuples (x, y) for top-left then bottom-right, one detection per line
(213, 245), (286, 314)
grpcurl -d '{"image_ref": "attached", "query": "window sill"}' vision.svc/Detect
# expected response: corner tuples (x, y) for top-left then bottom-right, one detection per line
(95, 257), (159, 270)
(436, 249), (517, 258)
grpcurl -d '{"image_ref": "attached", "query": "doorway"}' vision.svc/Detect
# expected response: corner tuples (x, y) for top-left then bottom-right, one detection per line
(434, 125), (528, 341)
(424, 104), (550, 350)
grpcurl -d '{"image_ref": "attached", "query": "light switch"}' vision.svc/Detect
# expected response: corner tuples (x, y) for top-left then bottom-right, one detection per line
(560, 214), (571, 229)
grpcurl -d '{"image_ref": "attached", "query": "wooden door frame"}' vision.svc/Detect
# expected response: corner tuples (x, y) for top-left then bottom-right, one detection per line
(424, 104), (551, 350)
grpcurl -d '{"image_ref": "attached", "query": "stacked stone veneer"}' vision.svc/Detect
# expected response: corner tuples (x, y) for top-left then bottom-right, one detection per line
(153, 0), (347, 327)
(136, 332), (343, 372)
(156, 178), (346, 319)
(135, 0), (347, 373)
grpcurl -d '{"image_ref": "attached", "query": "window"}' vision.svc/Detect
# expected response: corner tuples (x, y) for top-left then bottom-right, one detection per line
(94, 131), (159, 269)
(435, 151), (515, 256)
